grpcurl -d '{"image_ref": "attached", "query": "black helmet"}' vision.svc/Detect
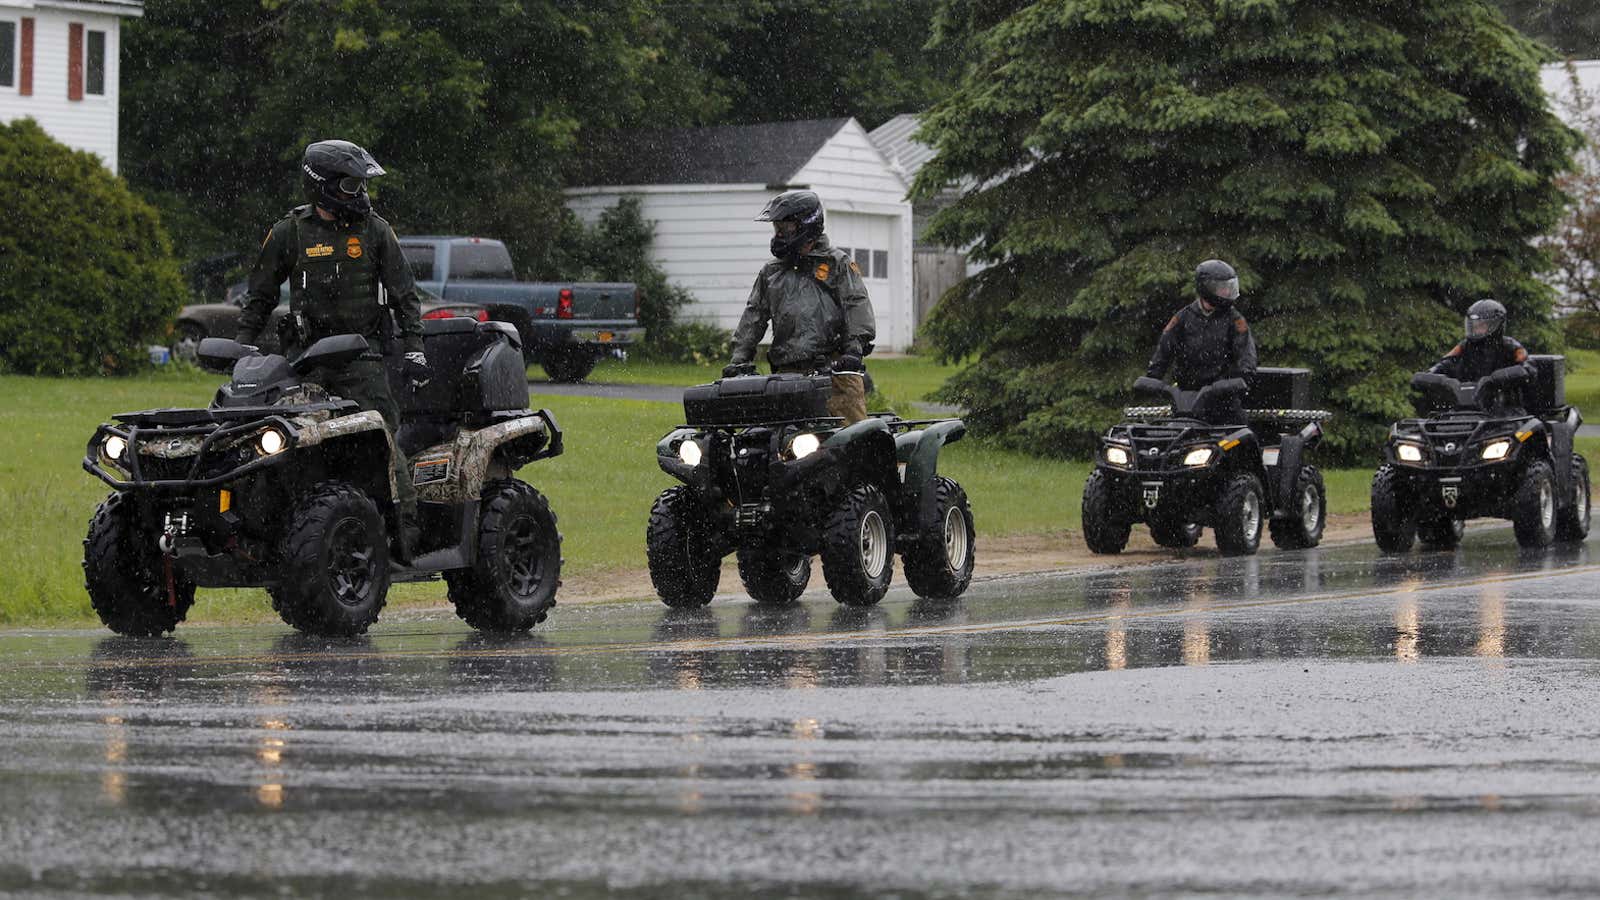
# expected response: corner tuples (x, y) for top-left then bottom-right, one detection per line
(1465, 298), (1507, 343)
(1194, 259), (1240, 309)
(756, 190), (825, 261)
(301, 140), (385, 224)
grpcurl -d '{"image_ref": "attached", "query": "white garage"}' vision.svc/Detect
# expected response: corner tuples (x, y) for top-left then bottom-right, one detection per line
(565, 117), (915, 351)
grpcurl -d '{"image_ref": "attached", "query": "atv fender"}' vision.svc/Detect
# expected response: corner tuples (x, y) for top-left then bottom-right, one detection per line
(1549, 408), (1580, 503)
(1273, 436), (1306, 512)
(421, 415), (556, 505)
(1216, 427), (1269, 507)
(656, 428), (711, 491)
(822, 418), (898, 489)
(295, 410), (398, 504)
(898, 420), (968, 530)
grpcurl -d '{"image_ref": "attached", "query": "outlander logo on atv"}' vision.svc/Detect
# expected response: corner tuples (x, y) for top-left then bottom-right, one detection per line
(1442, 485), (1459, 508)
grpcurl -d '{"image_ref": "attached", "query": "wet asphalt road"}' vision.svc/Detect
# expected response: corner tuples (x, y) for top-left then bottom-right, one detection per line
(5, 532), (1600, 897)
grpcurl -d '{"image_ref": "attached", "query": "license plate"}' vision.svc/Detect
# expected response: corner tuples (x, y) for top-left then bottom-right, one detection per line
(597, 331), (613, 342)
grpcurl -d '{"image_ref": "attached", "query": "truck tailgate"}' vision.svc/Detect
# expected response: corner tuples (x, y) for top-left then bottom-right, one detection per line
(569, 283), (636, 319)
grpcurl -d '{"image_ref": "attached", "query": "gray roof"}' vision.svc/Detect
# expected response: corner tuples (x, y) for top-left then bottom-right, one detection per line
(868, 114), (936, 181)
(573, 118), (850, 187)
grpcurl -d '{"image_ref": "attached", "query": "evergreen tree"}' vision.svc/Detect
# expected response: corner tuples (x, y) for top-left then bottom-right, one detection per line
(914, 0), (1579, 460)
(1497, 1), (1600, 58)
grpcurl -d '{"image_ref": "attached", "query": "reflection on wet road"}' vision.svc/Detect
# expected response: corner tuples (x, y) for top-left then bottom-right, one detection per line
(4, 531), (1600, 897)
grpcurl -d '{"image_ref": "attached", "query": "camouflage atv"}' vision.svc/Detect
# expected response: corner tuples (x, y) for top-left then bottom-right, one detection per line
(82, 318), (563, 637)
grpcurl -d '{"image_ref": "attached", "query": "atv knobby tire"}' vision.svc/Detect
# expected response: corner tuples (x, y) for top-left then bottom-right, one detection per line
(541, 348), (598, 383)
(1214, 473), (1265, 556)
(737, 546), (811, 605)
(1556, 454), (1591, 543)
(647, 486), (722, 608)
(270, 481), (390, 636)
(821, 482), (895, 606)
(902, 476), (976, 601)
(1081, 470), (1131, 555)
(1416, 513), (1465, 550)
(446, 480), (562, 631)
(1512, 459), (1557, 548)
(83, 492), (195, 636)
(1269, 465), (1327, 550)
(1370, 464), (1416, 554)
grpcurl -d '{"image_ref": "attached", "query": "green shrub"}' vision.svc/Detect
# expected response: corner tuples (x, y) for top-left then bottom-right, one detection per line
(0, 120), (186, 375)
(1561, 312), (1600, 351)
(634, 321), (731, 365)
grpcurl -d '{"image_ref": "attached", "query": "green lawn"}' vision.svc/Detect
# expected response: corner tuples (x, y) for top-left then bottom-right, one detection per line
(579, 354), (962, 414)
(7, 363), (1594, 628)
(1566, 348), (1600, 415)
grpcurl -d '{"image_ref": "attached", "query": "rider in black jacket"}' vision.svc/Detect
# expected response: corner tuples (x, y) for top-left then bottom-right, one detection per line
(1146, 259), (1258, 423)
(1429, 299), (1535, 408)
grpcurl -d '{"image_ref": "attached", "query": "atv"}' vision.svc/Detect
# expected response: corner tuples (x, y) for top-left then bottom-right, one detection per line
(1371, 356), (1589, 552)
(1082, 368), (1331, 556)
(645, 372), (975, 608)
(82, 317), (564, 637)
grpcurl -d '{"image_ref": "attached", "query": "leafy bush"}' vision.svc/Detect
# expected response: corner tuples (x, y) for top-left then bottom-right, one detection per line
(634, 321), (731, 365)
(0, 120), (186, 375)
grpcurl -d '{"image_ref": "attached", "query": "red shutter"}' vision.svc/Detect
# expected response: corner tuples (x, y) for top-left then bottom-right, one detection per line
(19, 18), (32, 96)
(67, 23), (83, 101)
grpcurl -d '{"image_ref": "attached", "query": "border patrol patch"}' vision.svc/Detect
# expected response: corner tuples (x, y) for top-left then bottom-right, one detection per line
(815, 262), (830, 281)
(305, 244), (334, 258)
(346, 236), (363, 259)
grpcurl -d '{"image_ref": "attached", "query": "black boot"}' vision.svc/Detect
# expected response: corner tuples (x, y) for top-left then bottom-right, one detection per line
(394, 514), (421, 565)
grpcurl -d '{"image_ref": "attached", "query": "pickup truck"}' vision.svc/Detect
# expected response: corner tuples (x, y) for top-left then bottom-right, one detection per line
(399, 236), (642, 382)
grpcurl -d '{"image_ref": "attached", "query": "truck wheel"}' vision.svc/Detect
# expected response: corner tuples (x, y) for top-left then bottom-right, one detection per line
(1148, 509), (1203, 548)
(446, 480), (561, 632)
(1213, 473), (1265, 556)
(1081, 469), (1131, 554)
(1416, 514), (1465, 550)
(737, 547), (811, 604)
(647, 486), (722, 608)
(821, 482), (896, 606)
(1370, 464), (1416, 554)
(1512, 459), (1557, 548)
(270, 481), (390, 636)
(1269, 465), (1327, 550)
(902, 476), (977, 600)
(82, 492), (195, 636)
(541, 349), (597, 383)
(1556, 454), (1591, 542)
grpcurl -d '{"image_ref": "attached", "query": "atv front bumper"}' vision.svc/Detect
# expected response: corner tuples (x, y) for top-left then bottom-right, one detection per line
(1095, 464), (1223, 524)
(1386, 464), (1520, 520)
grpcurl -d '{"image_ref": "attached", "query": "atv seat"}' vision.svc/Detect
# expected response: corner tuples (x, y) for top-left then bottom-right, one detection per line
(390, 318), (530, 456)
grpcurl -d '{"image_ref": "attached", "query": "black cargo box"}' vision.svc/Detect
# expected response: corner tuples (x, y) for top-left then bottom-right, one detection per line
(1248, 367), (1311, 409)
(683, 373), (832, 425)
(1528, 354), (1566, 411)
(392, 318), (530, 416)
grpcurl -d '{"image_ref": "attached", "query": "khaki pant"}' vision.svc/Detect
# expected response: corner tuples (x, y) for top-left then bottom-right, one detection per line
(775, 361), (868, 425)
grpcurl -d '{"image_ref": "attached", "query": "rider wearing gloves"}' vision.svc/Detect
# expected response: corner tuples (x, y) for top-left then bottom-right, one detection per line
(1145, 259), (1258, 423)
(236, 139), (428, 559)
(725, 190), (876, 424)
(1429, 299), (1535, 401)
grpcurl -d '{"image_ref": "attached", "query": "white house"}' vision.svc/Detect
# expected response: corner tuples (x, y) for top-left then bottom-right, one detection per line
(565, 117), (916, 351)
(0, 0), (141, 173)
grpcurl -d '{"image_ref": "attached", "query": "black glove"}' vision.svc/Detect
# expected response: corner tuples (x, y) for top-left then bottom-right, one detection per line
(722, 362), (757, 378)
(403, 351), (433, 390)
(834, 354), (864, 374)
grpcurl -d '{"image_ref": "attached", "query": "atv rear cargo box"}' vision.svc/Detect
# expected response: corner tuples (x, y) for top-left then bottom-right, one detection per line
(1249, 367), (1312, 409)
(683, 373), (832, 425)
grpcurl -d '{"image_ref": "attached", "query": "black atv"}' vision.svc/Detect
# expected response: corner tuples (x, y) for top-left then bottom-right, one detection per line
(645, 372), (975, 608)
(82, 318), (564, 637)
(1082, 368), (1331, 556)
(1371, 356), (1589, 552)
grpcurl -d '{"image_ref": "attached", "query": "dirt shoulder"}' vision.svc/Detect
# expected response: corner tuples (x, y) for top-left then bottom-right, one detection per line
(554, 513), (1375, 607)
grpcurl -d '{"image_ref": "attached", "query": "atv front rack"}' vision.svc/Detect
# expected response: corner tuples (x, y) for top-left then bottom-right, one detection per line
(1123, 406), (1333, 425)
(84, 414), (304, 490)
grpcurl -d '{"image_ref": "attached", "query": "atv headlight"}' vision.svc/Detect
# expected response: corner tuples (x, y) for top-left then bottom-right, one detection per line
(1105, 444), (1130, 467)
(677, 439), (703, 467)
(789, 432), (821, 460)
(1183, 447), (1214, 467)
(103, 435), (127, 461)
(257, 428), (287, 456)
(1481, 439), (1511, 461)
(1396, 442), (1424, 463)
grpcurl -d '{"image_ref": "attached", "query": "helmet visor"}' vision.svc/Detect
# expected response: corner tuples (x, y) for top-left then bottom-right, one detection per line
(336, 176), (367, 197)
(1206, 276), (1240, 302)
(1466, 314), (1497, 340)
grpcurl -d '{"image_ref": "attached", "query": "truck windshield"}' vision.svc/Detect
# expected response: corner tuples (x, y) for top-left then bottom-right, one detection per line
(450, 243), (516, 280)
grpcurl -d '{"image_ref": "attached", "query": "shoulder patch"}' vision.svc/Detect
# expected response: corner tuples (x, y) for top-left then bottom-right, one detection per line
(1515, 346), (1529, 362)
(815, 262), (830, 282)
(1162, 315), (1179, 333)
(1234, 316), (1249, 335)
(261, 228), (273, 249)
(1445, 343), (1464, 357)
(849, 260), (862, 276)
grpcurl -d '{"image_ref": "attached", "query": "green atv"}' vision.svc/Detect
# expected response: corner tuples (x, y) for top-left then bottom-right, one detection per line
(646, 372), (975, 607)
(81, 318), (563, 637)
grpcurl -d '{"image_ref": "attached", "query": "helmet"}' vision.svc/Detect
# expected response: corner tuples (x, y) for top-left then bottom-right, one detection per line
(756, 190), (825, 261)
(1465, 298), (1507, 343)
(301, 140), (385, 224)
(1194, 259), (1240, 309)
